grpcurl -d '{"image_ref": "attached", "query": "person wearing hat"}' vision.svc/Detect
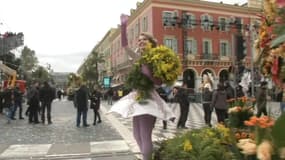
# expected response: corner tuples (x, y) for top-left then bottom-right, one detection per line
(256, 81), (268, 117)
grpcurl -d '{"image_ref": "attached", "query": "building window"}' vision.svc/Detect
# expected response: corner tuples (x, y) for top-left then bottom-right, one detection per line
(164, 37), (177, 53)
(234, 17), (243, 31)
(202, 39), (212, 59)
(218, 17), (227, 31)
(201, 14), (213, 31)
(220, 41), (229, 56)
(134, 22), (139, 38)
(162, 11), (177, 27)
(142, 16), (148, 32)
(182, 13), (196, 28)
(185, 39), (197, 55)
(128, 28), (134, 45)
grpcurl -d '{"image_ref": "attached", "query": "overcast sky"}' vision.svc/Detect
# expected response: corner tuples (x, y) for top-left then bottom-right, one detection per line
(0, 0), (246, 73)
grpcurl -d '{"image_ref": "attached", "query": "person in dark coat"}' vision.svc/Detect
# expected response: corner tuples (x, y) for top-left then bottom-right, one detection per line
(156, 87), (169, 129)
(11, 84), (24, 119)
(200, 74), (214, 127)
(74, 83), (89, 127)
(172, 86), (190, 129)
(256, 81), (268, 117)
(90, 87), (102, 125)
(27, 81), (40, 124)
(39, 81), (56, 124)
(3, 86), (15, 123)
(0, 84), (4, 114)
(211, 83), (228, 124)
(107, 88), (113, 105)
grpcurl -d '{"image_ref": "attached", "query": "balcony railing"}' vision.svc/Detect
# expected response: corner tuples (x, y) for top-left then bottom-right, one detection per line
(183, 54), (232, 67)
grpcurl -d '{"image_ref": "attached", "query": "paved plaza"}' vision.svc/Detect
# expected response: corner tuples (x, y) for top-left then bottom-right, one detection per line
(0, 98), (282, 160)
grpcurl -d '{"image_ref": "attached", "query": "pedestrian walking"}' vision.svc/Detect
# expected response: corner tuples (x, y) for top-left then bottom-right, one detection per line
(57, 89), (62, 100)
(90, 87), (102, 125)
(11, 84), (25, 120)
(3, 86), (15, 123)
(200, 73), (214, 127)
(74, 82), (89, 127)
(106, 88), (113, 105)
(156, 87), (169, 129)
(172, 85), (190, 129)
(0, 84), (4, 114)
(39, 81), (56, 124)
(256, 81), (268, 117)
(27, 81), (40, 124)
(211, 83), (228, 124)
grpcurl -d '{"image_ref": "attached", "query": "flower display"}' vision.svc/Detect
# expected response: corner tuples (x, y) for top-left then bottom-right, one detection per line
(236, 138), (257, 156)
(125, 44), (182, 103)
(227, 97), (255, 128)
(244, 116), (275, 145)
(153, 113), (285, 160)
(254, 0), (285, 85)
(257, 140), (273, 160)
(152, 125), (234, 160)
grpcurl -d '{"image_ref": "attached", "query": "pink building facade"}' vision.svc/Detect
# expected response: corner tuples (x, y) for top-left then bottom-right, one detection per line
(109, 0), (261, 90)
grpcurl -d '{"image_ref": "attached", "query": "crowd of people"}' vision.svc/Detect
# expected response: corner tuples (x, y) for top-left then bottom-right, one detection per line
(0, 80), (105, 128)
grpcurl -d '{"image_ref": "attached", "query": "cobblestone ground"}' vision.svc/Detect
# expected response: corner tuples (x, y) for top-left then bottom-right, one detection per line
(0, 98), (122, 145)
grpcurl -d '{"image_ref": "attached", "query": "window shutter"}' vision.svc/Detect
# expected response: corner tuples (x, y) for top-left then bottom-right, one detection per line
(173, 38), (178, 53)
(191, 15), (196, 28)
(228, 42), (231, 56)
(163, 38), (167, 46)
(225, 18), (230, 31)
(193, 39), (197, 54)
(219, 42), (222, 56)
(200, 15), (205, 29)
(209, 16), (214, 26)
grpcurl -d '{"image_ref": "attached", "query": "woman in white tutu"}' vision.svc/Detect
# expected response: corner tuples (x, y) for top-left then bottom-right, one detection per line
(109, 32), (176, 160)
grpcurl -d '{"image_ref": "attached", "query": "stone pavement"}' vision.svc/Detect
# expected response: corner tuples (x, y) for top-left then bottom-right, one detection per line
(0, 98), (281, 160)
(0, 99), (136, 160)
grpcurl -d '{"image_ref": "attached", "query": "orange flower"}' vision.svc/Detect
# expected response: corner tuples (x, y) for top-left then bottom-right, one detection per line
(244, 120), (255, 126)
(257, 116), (275, 128)
(250, 116), (258, 124)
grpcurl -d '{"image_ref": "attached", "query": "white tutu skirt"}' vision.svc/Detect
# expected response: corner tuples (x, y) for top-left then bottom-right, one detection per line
(108, 91), (175, 120)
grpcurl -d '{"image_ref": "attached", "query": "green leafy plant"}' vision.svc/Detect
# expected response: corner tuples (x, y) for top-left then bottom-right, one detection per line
(152, 125), (234, 160)
(227, 97), (255, 128)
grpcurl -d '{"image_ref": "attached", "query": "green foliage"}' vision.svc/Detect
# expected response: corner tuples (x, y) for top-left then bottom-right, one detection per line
(80, 50), (104, 85)
(273, 8), (285, 36)
(31, 66), (49, 82)
(272, 112), (285, 149)
(19, 46), (38, 83)
(125, 63), (153, 102)
(153, 126), (234, 160)
(20, 46), (38, 71)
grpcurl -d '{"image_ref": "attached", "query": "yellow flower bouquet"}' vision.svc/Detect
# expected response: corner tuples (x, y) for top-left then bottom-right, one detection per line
(125, 44), (182, 103)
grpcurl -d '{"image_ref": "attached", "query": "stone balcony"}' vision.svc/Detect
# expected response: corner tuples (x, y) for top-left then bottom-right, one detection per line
(183, 54), (233, 67)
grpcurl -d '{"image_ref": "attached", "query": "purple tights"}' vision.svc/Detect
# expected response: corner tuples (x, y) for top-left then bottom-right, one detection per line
(133, 114), (156, 160)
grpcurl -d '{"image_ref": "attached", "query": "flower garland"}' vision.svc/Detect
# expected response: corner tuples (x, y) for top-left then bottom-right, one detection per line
(255, 0), (285, 85)
(125, 44), (182, 103)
